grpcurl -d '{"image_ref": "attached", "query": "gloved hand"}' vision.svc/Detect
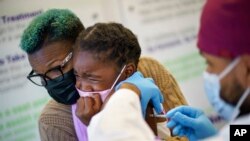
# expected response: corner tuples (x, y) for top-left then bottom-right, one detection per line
(116, 71), (164, 117)
(166, 106), (217, 141)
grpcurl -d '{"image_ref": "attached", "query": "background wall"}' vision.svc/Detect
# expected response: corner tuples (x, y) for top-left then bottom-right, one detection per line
(0, 0), (223, 141)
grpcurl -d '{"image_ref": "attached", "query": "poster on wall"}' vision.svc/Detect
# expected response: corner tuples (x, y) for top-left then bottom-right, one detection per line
(0, 0), (223, 141)
(0, 0), (112, 140)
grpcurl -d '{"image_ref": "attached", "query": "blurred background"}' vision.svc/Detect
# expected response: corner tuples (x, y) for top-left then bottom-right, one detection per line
(0, 0), (224, 140)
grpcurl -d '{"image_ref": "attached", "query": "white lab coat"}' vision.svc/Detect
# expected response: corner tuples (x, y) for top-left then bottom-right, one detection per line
(87, 89), (156, 141)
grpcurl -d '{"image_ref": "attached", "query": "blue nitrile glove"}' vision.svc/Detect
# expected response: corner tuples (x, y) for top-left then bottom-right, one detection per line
(115, 71), (164, 117)
(166, 106), (218, 141)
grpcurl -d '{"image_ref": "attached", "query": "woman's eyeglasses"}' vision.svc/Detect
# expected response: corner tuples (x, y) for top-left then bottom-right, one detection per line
(27, 52), (72, 86)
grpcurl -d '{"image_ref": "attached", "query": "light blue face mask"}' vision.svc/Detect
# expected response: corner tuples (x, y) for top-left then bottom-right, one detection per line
(203, 57), (250, 121)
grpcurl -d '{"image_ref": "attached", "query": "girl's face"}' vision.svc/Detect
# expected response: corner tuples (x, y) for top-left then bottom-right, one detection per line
(73, 51), (124, 92)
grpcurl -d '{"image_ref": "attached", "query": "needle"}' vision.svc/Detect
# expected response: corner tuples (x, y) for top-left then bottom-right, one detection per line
(149, 114), (166, 118)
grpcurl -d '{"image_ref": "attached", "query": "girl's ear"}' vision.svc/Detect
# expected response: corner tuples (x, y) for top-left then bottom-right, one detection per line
(124, 63), (136, 79)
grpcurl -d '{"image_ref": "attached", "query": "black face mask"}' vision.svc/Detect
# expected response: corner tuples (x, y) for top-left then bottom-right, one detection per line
(45, 69), (79, 105)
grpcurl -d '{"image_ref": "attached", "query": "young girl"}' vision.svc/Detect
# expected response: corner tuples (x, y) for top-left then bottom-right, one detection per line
(72, 23), (165, 140)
